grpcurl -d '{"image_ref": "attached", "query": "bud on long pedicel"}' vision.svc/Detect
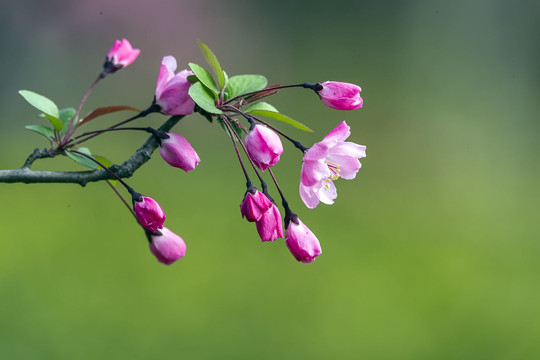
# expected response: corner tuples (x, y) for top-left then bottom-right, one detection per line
(244, 124), (283, 172)
(284, 215), (321, 263)
(317, 81), (363, 110)
(149, 227), (186, 265)
(158, 132), (201, 172)
(103, 38), (140, 75)
(133, 195), (166, 232)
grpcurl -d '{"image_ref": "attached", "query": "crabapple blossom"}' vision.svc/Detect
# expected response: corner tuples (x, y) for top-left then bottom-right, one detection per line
(299, 121), (366, 209)
(105, 38), (140, 69)
(255, 204), (283, 242)
(155, 56), (196, 115)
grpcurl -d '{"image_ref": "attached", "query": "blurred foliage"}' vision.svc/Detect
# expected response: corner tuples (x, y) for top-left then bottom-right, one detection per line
(1, 0), (539, 359)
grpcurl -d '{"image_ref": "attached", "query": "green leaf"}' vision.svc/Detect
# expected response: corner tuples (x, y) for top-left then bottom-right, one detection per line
(197, 40), (225, 89)
(42, 113), (63, 131)
(65, 148), (98, 169)
(79, 105), (140, 127)
(19, 90), (59, 118)
(188, 82), (223, 114)
(227, 75), (268, 99)
(216, 117), (243, 138)
(245, 102), (279, 113)
(246, 104), (313, 132)
(94, 155), (117, 186)
(25, 125), (55, 141)
(59, 108), (76, 123)
(188, 63), (219, 96)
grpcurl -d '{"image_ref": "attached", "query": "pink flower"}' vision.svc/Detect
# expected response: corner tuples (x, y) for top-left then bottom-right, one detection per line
(255, 204), (283, 242)
(244, 124), (283, 172)
(105, 38), (140, 69)
(285, 216), (321, 263)
(149, 227), (186, 265)
(240, 188), (272, 222)
(158, 132), (200, 172)
(299, 121), (366, 209)
(317, 81), (363, 110)
(155, 56), (196, 115)
(134, 196), (166, 232)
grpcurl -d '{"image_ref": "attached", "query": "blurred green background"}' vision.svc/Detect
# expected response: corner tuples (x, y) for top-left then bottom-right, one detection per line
(1, 0), (539, 359)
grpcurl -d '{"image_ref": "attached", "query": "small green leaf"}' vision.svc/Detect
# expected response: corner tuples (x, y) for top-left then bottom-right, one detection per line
(227, 75), (268, 99)
(245, 102), (279, 113)
(247, 106), (313, 132)
(79, 105), (140, 127)
(42, 113), (63, 131)
(19, 90), (59, 118)
(25, 125), (55, 141)
(94, 155), (117, 186)
(188, 82), (223, 114)
(197, 40), (225, 89)
(59, 108), (76, 123)
(189, 63), (219, 97)
(65, 148), (98, 169)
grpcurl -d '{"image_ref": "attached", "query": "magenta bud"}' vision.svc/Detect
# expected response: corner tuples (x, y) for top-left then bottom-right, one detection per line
(105, 38), (140, 69)
(285, 217), (322, 263)
(255, 204), (283, 242)
(155, 56), (196, 115)
(317, 81), (363, 110)
(134, 196), (166, 232)
(244, 124), (283, 172)
(149, 227), (186, 265)
(158, 132), (201, 172)
(240, 189), (272, 222)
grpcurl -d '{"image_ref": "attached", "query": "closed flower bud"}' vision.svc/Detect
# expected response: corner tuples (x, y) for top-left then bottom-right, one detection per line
(285, 216), (322, 263)
(133, 196), (166, 232)
(245, 124), (283, 172)
(240, 188), (272, 222)
(149, 227), (186, 265)
(255, 204), (283, 242)
(104, 38), (140, 72)
(317, 81), (363, 110)
(155, 56), (196, 115)
(158, 132), (201, 172)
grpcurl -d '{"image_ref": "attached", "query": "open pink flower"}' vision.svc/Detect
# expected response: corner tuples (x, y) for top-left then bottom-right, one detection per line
(149, 227), (186, 265)
(134, 196), (166, 232)
(285, 216), (321, 263)
(106, 38), (140, 69)
(244, 124), (283, 172)
(318, 81), (363, 110)
(299, 121), (366, 209)
(155, 56), (195, 115)
(240, 188), (272, 222)
(158, 132), (200, 172)
(255, 204), (283, 242)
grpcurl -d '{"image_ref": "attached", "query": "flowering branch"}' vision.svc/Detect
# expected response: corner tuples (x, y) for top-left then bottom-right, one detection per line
(0, 115), (183, 186)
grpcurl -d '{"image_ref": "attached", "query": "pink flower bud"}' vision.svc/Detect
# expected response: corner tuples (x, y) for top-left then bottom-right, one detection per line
(106, 38), (140, 69)
(155, 56), (196, 115)
(149, 227), (186, 265)
(240, 188), (272, 222)
(255, 204), (283, 242)
(317, 81), (363, 110)
(159, 133), (201, 172)
(134, 196), (165, 232)
(285, 217), (322, 263)
(244, 124), (283, 172)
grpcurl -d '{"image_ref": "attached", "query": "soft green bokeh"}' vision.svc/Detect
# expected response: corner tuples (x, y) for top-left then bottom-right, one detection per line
(1, 0), (539, 359)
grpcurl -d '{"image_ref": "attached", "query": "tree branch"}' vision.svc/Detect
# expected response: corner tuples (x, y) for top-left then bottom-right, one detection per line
(0, 115), (184, 186)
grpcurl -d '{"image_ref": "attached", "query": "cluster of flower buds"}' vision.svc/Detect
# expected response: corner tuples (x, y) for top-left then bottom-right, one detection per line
(18, 38), (366, 266)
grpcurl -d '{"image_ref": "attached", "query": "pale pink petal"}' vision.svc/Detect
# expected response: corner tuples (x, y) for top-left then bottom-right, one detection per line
(299, 182), (321, 209)
(156, 56), (177, 98)
(330, 142), (366, 158)
(322, 121), (351, 144)
(326, 154), (361, 179)
(317, 181), (337, 205)
(300, 160), (332, 186)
